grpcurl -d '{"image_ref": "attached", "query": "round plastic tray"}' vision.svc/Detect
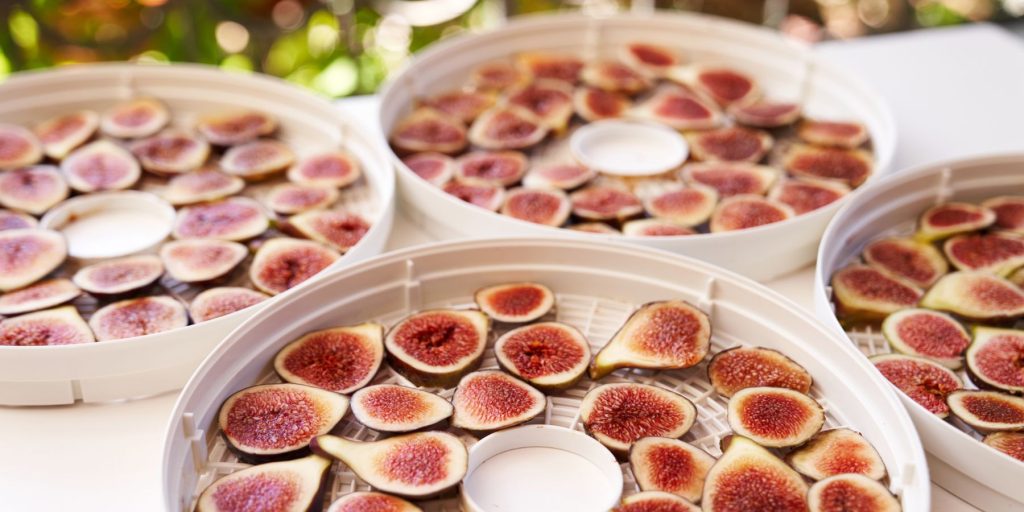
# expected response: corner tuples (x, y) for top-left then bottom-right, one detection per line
(0, 63), (395, 406)
(814, 154), (1024, 510)
(378, 12), (897, 282)
(162, 237), (928, 511)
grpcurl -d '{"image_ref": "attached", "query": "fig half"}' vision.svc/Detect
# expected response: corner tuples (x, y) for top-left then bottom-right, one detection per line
(401, 152), (454, 187)
(701, 435), (809, 512)
(571, 222), (620, 235)
(194, 455), (331, 512)
(288, 151), (362, 189)
(443, 181), (505, 212)
(580, 382), (696, 456)
(390, 108), (468, 155)
(965, 326), (1024, 394)
(679, 66), (760, 107)
(768, 178), (850, 215)
(264, 183), (339, 215)
(0, 209), (37, 231)
(0, 229), (68, 292)
(590, 300), (711, 380)
(220, 139), (296, 181)
(621, 43), (679, 76)
(680, 162), (777, 198)
(274, 323), (384, 394)
(173, 197), (270, 241)
(494, 322), (590, 392)
(0, 165), (69, 215)
(0, 124), (42, 169)
(471, 60), (527, 91)
(622, 219), (696, 237)
(0, 306), (94, 346)
(189, 287), (268, 323)
(99, 98), (168, 138)
(474, 282), (554, 324)
(728, 101), (802, 128)
(882, 309), (969, 368)
(455, 151), (528, 187)
(919, 271), (1024, 322)
(831, 264), (923, 326)
(501, 187), (571, 227)
(798, 120), (869, 149)
(450, 370), (546, 434)
(385, 309), (490, 388)
(708, 346), (813, 398)
(34, 111), (98, 160)
(862, 237), (948, 288)
(196, 111), (277, 146)
(327, 492), (423, 512)
(784, 144), (873, 188)
(643, 186), (718, 227)
(916, 201), (996, 242)
(419, 89), (495, 123)
(249, 238), (341, 296)
(129, 130), (209, 176)
(944, 233), (1024, 276)
(219, 383), (348, 462)
(573, 87), (631, 122)
(629, 437), (715, 502)
(0, 278), (81, 316)
(787, 428), (887, 481)
(72, 254), (163, 296)
(61, 140), (141, 192)
(613, 491), (699, 512)
(522, 163), (596, 190)
(634, 86), (722, 131)
(159, 239), (248, 283)
(162, 169), (245, 206)
(350, 384), (453, 433)
(287, 210), (371, 254)
(727, 386), (824, 447)
(570, 186), (644, 223)
(984, 431), (1024, 462)
(871, 354), (962, 418)
(581, 60), (652, 94)
(709, 195), (794, 233)
(807, 474), (900, 512)
(982, 195), (1024, 234)
(89, 295), (188, 341)
(312, 431), (468, 498)
(948, 390), (1024, 433)
(686, 127), (772, 164)
(468, 105), (549, 150)
(516, 51), (584, 83)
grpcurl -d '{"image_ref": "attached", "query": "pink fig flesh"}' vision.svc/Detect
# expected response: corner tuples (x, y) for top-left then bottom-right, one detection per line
(287, 151), (361, 189)
(862, 237), (948, 288)
(727, 387), (824, 447)
(516, 52), (584, 83)
(769, 178), (850, 215)
(443, 181), (505, 211)
(570, 186), (643, 222)
(275, 323), (384, 394)
(401, 152), (454, 187)
(686, 127), (772, 163)
(580, 383), (696, 455)
(455, 151), (528, 187)
(709, 195), (793, 232)
(574, 87), (631, 122)
(871, 354), (962, 418)
(390, 108), (468, 155)
(982, 196), (1024, 233)
(681, 162), (776, 198)
(419, 90), (494, 123)
(798, 119), (869, 149)
(707, 346), (813, 397)
(784, 144), (873, 188)
(189, 287), (268, 323)
(35, 111), (98, 160)
(501, 187), (570, 227)
(196, 110), (277, 146)
(729, 101), (801, 128)
(0, 165), (69, 215)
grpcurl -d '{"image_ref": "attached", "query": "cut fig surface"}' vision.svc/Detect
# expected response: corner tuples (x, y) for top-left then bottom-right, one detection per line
(219, 383), (348, 462)
(571, 222), (620, 234)
(173, 197), (269, 241)
(455, 151), (528, 187)
(0, 124), (42, 169)
(574, 87), (631, 122)
(944, 233), (1024, 276)
(590, 300), (711, 379)
(312, 431), (468, 498)
(784, 144), (873, 188)
(471, 60), (527, 91)
(862, 237), (948, 288)
(390, 108), (468, 155)
(0, 209), (37, 231)
(787, 428), (887, 481)
(768, 178), (850, 215)
(982, 196), (1024, 234)
(194, 454), (331, 512)
(948, 390), (1024, 433)
(920, 271), (1024, 322)
(622, 219), (696, 237)
(468, 105), (548, 151)
(160, 239), (248, 283)
(274, 323), (384, 394)
(443, 181), (505, 212)
(450, 370), (545, 433)
(882, 309), (969, 368)
(522, 163), (596, 190)
(196, 110), (277, 146)
(249, 238), (340, 296)
(984, 431), (1024, 462)
(707, 346), (813, 397)
(287, 210), (370, 254)
(419, 89), (495, 124)
(871, 354), (962, 418)
(807, 474), (900, 512)
(189, 287), (268, 323)
(831, 264), (923, 326)
(129, 130), (209, 176)
(728, 101), (801, 128)
(686, 126), (772, 164)
(516, 52), (584, 83)
(474, 282), (554, 323)
(61, 140), (141, 192)
(350, 384), (453, 433)
(162, 169), (245, 206)
(709, 195), (794, 233)
(680, 162), (777, 199)
(915, 202), (995, 242)
(220, 139), (296, 181)
(629, 437), (715, 502)
(0, 306), (94, 346)
(494, 321), (590, 392)
(613, 491), (699, 512)
(402, 152), (455, 187)
(265, 183), (339, 215)
(99, 98), (169, 138)
(288, 151), (361, 189)
(701, 435), (808, 512)
(643, 186), (717, 227)
(0, 165), (69, 215)
(580, 382), (696, 455)
(798, 120), (869, 149)
(0, 229), (68, 292)
(688, 66), (760, 107)
(385, 309), (489, 388)
(966, 326), (1024, 394)
(89, 295), (188, 341)
(501, 187), (570, 227)
(0, 278), (81, 316)
(581, 60), (652, 94)
(327, 492), (423, 512)
(72, 254), (163, 296)
(622, 43), (679, 75)
(570, 186), (643, 222)
(727, 386), (824, 447)
(634, 86), (722, 131)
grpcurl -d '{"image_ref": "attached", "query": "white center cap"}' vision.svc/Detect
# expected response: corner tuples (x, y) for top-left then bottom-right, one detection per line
(40, 191), (176, 260)
(570, 119), (688, 177)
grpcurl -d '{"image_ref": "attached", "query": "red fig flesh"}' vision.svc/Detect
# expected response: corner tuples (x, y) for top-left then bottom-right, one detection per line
(680, 162), (777, 198)
(686, 127), (772, 164)
(784, 144), (873, 188)
(249, 238), (340, 296)
(220, 139), (296, 181)
(390, 108), (468, 155)
(614, 491), (699, 512)
(701, 435), (808, 512)
(471, 60), (527, 91)
(709, 195), (794, 233)
(570, 186), (643, 222)
(274, 323), (384, 394)
(450, 370), (545, 433)
(189, 287), (268, 323)
(831, 264), (923, 326)
(629, 437), (715, 502)
(727, 386), (824, 447)
(635, 86), (722, 131)
(196, 111), (277, 146)
(948, 390), (1024, 433)
(494, 321), (590, 392)
(162, 169), (245, 206)
(580, 383), (696, 455)
(401, 152), (454, 187)
(643, 186), (717, 227)
(944, 233), (1024, 276)
(0, 278), (81, 316)
(468, 105), (548, 150)
(89, 295), (188, 341)
(0, 124), (42, 170)
(984, 431), (1024, 462)
(0, 209), (37, 231)
(916, 202), (996, 242)
(787, 428), (887, 481)
(522, 163), (596, 190)
(623, 219), (696, 237)
(0, 229), (68, 292)
(350, 384), (453, 433)
(443, 181), (505, 212)
(173, 197), (269, 241)
(0, 306), (94, 346)
(288, 151), (361, 189)
(385, 309), (490, 388)
(72, 254), (163, 295)
(581, 60), (652, 94)
(160, 239), (248, 283)
(195, 455), (331, 512)
(862, 237), (948, 288)
(574, 87), (631, 122)
(982, 196), (1024, 234)
(327, 492), (423, 512)
(287, 210), (371, 254)
(419, 89), (495, 124)
(265, 183), (339, 215)
(729, 101), (801, 128)
(707, 346), (813, 397)
(687, 67), (760, 107)
(621, 43), (679, 76)
(871, 354), (962, 418)
(474, 281), (555, 324)
(507, 80), (574, 132)
(590, 300), (711, 379)
(516, 52), (584, 83)
(455, 151), (528, 187)
(501, 187), (570, 227)
(920, 271), (1024, 322)
(0, 165), (69, 215)
(768, 178), (850, 215)
(965, 327), (1024, 394)
(129, 130), (209, 176)
(807, 474), (900, 512)
(798, 120), (869, 149)
(100, 98), (168, 138)
(882, 309), (969, 369)
(61, 140), (141, 192)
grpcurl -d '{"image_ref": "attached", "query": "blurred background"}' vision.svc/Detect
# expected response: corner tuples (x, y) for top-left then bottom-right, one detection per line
(0, 0), (1021, 97)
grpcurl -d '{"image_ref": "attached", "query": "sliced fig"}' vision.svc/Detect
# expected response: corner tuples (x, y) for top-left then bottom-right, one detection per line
(0, 165), (69, 215)
(450, 370), (545, 434)
(516, 52), (584, 83)
(313, 431), (467, 498)
(830, 264), (923, 326)
(679, 66), (760, 107)
(784, 144), (873, 188)
(288, 151), (362, 189)
(172, 197), (269, 241)
(287, 210), (371, 253)
(390, 108), (468, 155)
(634, 86), (722, 131)
(629, 437), (715, 502)
(385, 309), (490, 388)
(643, 186), (717, 227)
(709, 195), (794, 233)
(966, 326), (1024, 394)
(581, 60), (652, 94)
(0, 278), (80, 316)
(350, 384), (453, 433)
(623, 219), (696, 237)
(468, 105), (548, 150)
(196, 110), (277, 146)
(189, 286), (268, 323)
(455, 150), (528, 187)
(501, 187), (571, 227)
(0, 209), (37, 231)
(728, 101), (801, 128)
(219, 383), (348, 462)
(471, 60), (527, 91)
(274, 323), (384, 394)
(680, 162), (777, 198)
(0, 124), (42, 170)
(494, 322), (590, 392)
(34, 110), (98, 160)
(0, 229), (68, 292)
(522, 163), (596, 190)
(573, 87), (631, 122)
(727, 387), (824, 447)
(920, 271), (1024, 322)
(570, 186), (643, 223)
(128, 130), (209, 176)
(613, 491), (699, 512)
(580, 383), (696, 455)
(0, 306), (94, 346)
(807, 474), (900, 512)
(442, 181), (505, 212)
(768, 178), (850, 215)
(982, 195), (1024, 234)
(194, 454), (331, 512)
(72, 254), (163, 296)
(948, 390), (1024, 433)
(89, 295), (188, 341)
(862, 237), (948, 288)
(570, 222), (620, 235)
(249, 238), (340, 296)
(419, 89), (495, 123)
(507, 79), (575, 133)
(871, 353), (962, 418)
(882, 309), (968, 368)
(944, 233), (1024, 276)
(265, 183), (339, 215)
(162, 168), (245, 206)
(590, 300), (711, 380)
(708, 346), (813, 398)
(401, 152), (454, 187)
(701, 435), (809, 512)
(984, 431), (1024, 461)
(787, 428), (887, 481)
(159, 239), (248, 283)
(686, 126), (772, 164)
(621, 43), (679, 76)
(474, 282), (554, 324)
(100, 98), (168, 138)
(60, 140), (141, 192)
(327, 492), (423, 512)
(916, 201), (996, 242)
(799, 119), (869, 149)
(220, 139), (296, 181)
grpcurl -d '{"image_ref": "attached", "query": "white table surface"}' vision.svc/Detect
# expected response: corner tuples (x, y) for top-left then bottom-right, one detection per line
(2, 22), (1023, 512)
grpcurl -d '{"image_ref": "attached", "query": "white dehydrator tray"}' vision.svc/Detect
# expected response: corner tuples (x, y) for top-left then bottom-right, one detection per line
(378, 12), (897, 282)
(163, 237), (928, 511)
(814, 154), (1024, 511)
(0, 63), (395, 406)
